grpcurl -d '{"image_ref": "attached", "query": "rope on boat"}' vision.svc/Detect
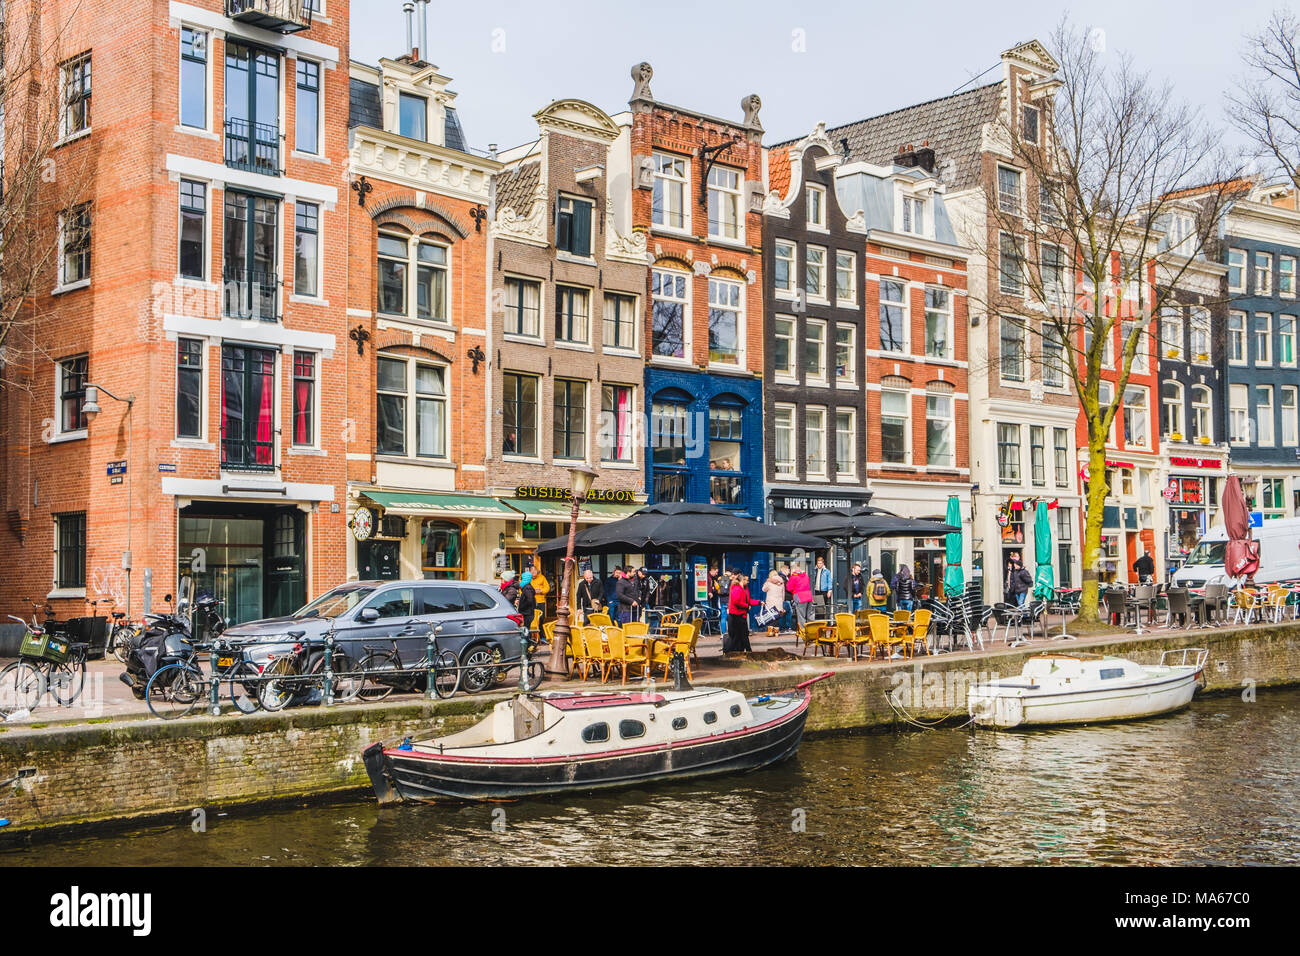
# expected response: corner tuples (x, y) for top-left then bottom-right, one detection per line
(884, 687), (976, 730)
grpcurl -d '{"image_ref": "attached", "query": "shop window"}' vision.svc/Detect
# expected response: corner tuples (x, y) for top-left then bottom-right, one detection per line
(421, 520), (464, 579)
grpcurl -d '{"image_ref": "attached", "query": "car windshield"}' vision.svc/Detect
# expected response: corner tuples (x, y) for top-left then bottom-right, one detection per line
(1184, 541), (1226, 567)
(294, 586), (375, 619)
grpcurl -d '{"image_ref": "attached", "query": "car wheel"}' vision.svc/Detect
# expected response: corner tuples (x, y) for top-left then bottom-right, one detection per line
(460, 646), (498, 694)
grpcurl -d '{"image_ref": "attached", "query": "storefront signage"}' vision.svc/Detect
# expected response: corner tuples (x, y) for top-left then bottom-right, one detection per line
(694, 563), (709, 602)
(351, 506), (375, 541)
(1169, 456), (1222, 469)
(157, 463), (178, 473)
(514, 486), (635, 504)
(777, 495), (858, 512)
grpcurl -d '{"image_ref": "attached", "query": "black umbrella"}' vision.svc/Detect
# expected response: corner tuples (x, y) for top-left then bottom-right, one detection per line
(783, 506), (961, 607)
(537, 502), (827, 608)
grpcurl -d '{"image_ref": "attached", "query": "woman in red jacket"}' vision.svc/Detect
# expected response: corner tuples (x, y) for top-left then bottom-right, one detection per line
(725, 570), (753, 654)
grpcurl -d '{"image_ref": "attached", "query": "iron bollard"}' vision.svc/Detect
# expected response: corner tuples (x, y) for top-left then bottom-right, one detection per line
(322, 633), (335, 706)
(518, 625), (530, 692)
(208, 643), (221, 716)
(426, 626), (437, 701)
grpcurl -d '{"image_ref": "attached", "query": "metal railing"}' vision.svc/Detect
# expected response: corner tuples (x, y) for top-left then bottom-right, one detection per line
(223, 267), (279, 322)
(226, 0), (314, 34)
(224, 117), (282, 176)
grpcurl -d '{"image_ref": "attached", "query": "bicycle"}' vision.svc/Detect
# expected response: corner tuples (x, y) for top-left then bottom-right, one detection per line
(144, 637), (274, 720)
(258, 630), (363, 713)
(107, 610), (142, 666)
(0, 609), (88, 718)
(356, 624), (461, 701)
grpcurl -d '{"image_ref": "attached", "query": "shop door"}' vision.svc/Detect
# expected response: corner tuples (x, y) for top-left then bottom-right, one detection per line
(180, 512), (265, 625)
(265, 507), (306, 618)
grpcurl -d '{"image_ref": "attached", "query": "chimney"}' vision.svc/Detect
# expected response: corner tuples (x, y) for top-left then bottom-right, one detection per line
(403, 3), (415, 59)
(893, 140), (936, 173)
(417, 0), (430, 65)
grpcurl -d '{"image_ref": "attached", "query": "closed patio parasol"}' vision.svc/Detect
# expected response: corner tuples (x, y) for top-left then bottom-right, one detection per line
(1032, 499), (1055, 600)
(943, 495), (965, 598)
(1222, 474), (1260, 581)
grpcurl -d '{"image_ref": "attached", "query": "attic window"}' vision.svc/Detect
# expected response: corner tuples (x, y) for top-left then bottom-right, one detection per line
(1022, 105), (1039, 145)
(399, 92), (427, 142)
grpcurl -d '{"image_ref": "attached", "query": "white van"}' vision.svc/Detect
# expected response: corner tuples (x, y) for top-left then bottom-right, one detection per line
(1170, 516), (1300, 589)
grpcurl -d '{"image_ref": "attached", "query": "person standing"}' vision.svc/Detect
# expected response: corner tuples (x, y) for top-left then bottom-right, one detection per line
(1006, 553), (1031, 606)
(634, 567), (653, 620)
(813, 556), (833, 613)
(575, 568), (602, 625)
(867, 569), (891, 611)
(892, 564), (918, 612)
(788, 563), (814, 628)
(762, 570), (787, 638)
(777, 562), (793, 631)
(500, 569), (521, 611)
(615, 565), (639, 624)
(708, 564), (724, 615)
(518, 570), (538, 640)
(1133, 550), (1155, 584)
(530, 559), (550, 622)
(726, 571), (753, 654)
(850, 563), (864, 611)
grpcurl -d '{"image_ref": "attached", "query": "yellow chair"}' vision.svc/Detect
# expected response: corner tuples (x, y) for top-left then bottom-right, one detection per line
(587, 612), (613, 628)
(623, 620), (649, 637)
(835, 613), (861, 660)
(606, 627), (647, 683)
(909, 609), (933, 656)
(565, 625), (585, 678)
(581, 627), (611, 682)
(866, 614), (891, 660)
(798, 620), (826, 657)
(650, 622), (697, 681)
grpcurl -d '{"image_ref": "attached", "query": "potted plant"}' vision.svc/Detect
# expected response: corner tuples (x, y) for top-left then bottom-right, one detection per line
(1198, 435), (1211, 445)
(1171, 432), (1183, 442)
(1166, 348), (1180, 358)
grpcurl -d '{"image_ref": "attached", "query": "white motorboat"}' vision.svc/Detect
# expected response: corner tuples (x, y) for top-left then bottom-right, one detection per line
(968, 648), (1208, 729)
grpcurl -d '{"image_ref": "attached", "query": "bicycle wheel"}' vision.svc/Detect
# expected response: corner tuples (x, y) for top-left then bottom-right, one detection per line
(112, 626), (136, 665)
(146, 663), (204, 720)
(227, 661), (262, 714)
(521, 660), (548, 693)
(50, 656), (87, 707)
(259, 657), (298, 712)
(310, 651), (362, 703)
(357, 651), (399, 702)
(0, 661), (43, 718)
(432, 649), (460, 699)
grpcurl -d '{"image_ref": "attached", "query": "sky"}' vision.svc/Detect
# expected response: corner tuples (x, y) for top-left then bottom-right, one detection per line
(349, 0), (1286, 154)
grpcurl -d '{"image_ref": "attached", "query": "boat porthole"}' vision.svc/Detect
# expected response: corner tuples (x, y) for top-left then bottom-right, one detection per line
(703, 711), (717, 724)
(671, 717), (687, 730)
(729, 704), (741, 717)
(581, 722), (610, 744)
(619, 719), (646, 740)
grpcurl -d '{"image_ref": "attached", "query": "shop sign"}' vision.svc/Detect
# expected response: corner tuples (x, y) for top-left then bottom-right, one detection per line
(1170, 456), (1221, 469)
(514, 486), (635, 504)
(694, 563), (709, 602)
(351, 506), (375, 541)
(106, 461), (127, 476)
(776, 495), (859, 512)
(157, 463), (178, 473)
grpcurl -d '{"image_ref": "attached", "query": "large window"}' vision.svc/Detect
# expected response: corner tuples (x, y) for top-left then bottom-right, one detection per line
(1255, 251), (1272, 295)
(1041, 242), (1065, 299)
(997, 166), (1022, 214)
(1229, 383), (1250, 445)
(998, 423), (1021, 483)
(805, 406), (827, 478)
(55, 512), (87, 590)
(1228, 311), (1246, 364)
(924, 288), (951, 359)
(504, 277), (541, 338)
(1191, 386), (1213, 443)
(377, 231), (448, 322)
(773, 404), (796, 477)
(1280, 315), (1297, 366)
(295, 59), (321, 155)
(603, 293), (637, 352)
(707, 277), (742, 364)
(221, 345), (276, 471)
(1000, 317), (1025, 383)
(1256, 385), (1275, 447)
(881, 382), (909, 464)
(805, 245), (827, 300)
(1161, 380), (1184, 438)
(834, 325), (856, 385)
(1282, 256), (1296, 298)
(901, 195), (925, 235)
(62, 204), (92, 286)
(999, 232), (1024, 295)
(398, 92), (426, 141)
(61, 52), (92, 138)
(225, 43), (280, 175)
(1030, 425), (1045, 486)
(179, 180), (206, 280)
(555, 285), (590, 344)
(294, 202), (319, 298)
(376, 356), (447, 459)
(651, 400), (688, 469)
(1053, 428), (1070, 487)
(708, 404), (745, 505)
(599, 385), (635, 463)
(177, 339), (204, 440)
(377, 233), (408, 315)
(292, 351), (315, 446)
(652, 152), (688, 229)
(553, 379), (587, 460)
(804, 319), (826, 383)
(421, 521), (463, 579)
(1255, 313), (1272, 366)
(224, 191), (278, 320)
(835, 408), (856, 479)
(1042, 323), (1065, 387)
(651, 269), (688, 358)
(1123, 386), (1148, 448)
(180, 29), (207, 129)
(879, 279), (906, 352)
(1227, 248), (1245, 292)
(773, 240), (796, 294)
(1282, 387), (1298, 446)
(58, 355), (89, 435)
(707, 166), (742, 241)
(925, 387), (954, 468)
(1190, 307), (1211, 362)
(773, 316), (796, 379)
(557, 196), (593, 257)
(1161, 308), (1184, 361)
(835, 252), (856, 305)
(503, 373), (539, 458)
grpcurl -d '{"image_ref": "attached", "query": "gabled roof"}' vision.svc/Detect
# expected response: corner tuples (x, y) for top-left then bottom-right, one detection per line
(767, 146), (792, 201)
(790, 82), (1002, 192)
(495, 161), (541, 214)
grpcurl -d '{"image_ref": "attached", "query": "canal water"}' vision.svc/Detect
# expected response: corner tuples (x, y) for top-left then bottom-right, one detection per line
(5, 688), (1299, 866)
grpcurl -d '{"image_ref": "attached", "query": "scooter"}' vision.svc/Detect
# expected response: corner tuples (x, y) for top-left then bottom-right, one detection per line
(119, 579), (225, 699)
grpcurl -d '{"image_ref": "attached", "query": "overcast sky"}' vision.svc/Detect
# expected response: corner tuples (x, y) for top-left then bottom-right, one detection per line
(350, 0), (1284, 154)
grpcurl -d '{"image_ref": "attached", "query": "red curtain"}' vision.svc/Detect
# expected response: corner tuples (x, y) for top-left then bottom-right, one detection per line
(294, 381), (310, 444)
(256, 363), (273, 465)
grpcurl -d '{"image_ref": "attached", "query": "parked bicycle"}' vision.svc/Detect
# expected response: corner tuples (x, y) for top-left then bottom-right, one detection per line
(145, 636), (274, 720)
(107, 609), (142, 665)
(0, 605), (88, 718)
(356, 624), (462, 701)
(258, 630), (363, 712)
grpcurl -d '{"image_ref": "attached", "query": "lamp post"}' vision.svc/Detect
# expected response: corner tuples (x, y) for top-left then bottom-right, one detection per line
(549, 464), (598, 676)
(82, 384), (136, 619)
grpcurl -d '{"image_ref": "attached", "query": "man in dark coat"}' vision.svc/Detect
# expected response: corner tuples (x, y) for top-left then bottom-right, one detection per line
(575, 568), (602, 624)
(615, 566), (639, 624)
(1132, 551), (1155, 584)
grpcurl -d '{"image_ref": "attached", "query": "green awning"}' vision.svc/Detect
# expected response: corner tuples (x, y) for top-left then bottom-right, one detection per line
(360, 490), (519, 518)
(499, 498), (641, 523)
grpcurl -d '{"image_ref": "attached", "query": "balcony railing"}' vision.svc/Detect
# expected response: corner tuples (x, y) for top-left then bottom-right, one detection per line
(224, 118), (282, 176)
(221, 436), (277, 473)
(226, 0), (314, 35)
(223, 268), (280, 322)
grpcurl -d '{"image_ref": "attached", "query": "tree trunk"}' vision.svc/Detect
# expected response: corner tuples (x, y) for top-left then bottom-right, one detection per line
(1077, 434), (1110, 625)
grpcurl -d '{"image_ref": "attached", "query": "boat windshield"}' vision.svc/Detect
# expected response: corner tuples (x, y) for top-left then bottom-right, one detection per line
(293, 586), (376, 619)
(1184, 541), (1227, 567)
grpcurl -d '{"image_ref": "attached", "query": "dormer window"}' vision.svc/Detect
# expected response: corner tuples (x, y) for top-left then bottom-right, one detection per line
(556, 196), (594, 258)
(399, 92), (427, 141)
(806, 184), (826, 229)
(1022, 105), (1039, 145)
(902, 195), (925, 235)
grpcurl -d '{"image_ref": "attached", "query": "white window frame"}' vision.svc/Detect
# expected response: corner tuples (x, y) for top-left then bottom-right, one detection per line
(805, 406), (828, 479)
(706, 164), (744, 243)
(706, 276), (744, 367)
(1122, 385), (1149, 449)
(57, 204), (93, 291)
(1255, 251), (1273, 296)
(878, 278), (909, 354)
(292, 200), (322, 300)
(997, 422), (1022, 484)
(834, 324), (856, 387)
(503, 275), (543, 341)
(377, 230), (451, 325)
(1000, 316), (1026, 384)
(1281, 256), (1296, 299)
(1190, 307), (1211, 363)
(806, 184), (827, 230)
(997, 165), (1022, 215)
(1229, 383), (1250, 446)
(998, 231), (1025, 296)
(1254, 312), (1272, 366)
(377, 355), (451, 460)
(1280, 315), (1297, 367)
(1022, 104), (1040, 145)
(1228, 311), (1247, 365)
(289, 349), (320, 450)
(805, 318), (828, 385)
(1191, 386), (1213, 444)
(1161, 380), (1184, 438)
(1256, 384), (1275, 447)
(1281, 386), (1298, 447)
(805, 244), (828, 301)
(1161, 308), (1184, 362)
(1227, 248), (1246, 293)
(773, 403), (797, 477)
(880, 383), (911, 465)
(773, 315), (797, 382)
(834, 407), (857, 481)
(925, 389), (955, 468)
(175, 337), (208, 443)
(652, 151), (690, 233)
(54, 354), (89, 441)
(650, 267), (691, 362)
(834, 250), (857, 307)
(924, 286), (953, 360)
(59, 51), (93, 142)
(773, 240), (796, 296)
(901, 194), (926, 236)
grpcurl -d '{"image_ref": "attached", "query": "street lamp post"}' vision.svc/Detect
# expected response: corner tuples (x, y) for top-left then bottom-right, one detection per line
(549, 465), (598, 676)
(82, 384), (136, 619)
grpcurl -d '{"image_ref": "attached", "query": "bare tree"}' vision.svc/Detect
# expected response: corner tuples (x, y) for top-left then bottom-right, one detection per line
(0, 0), (96, 393)
(1228, 8), (1300, 188)
(967, 19), (1243, 624)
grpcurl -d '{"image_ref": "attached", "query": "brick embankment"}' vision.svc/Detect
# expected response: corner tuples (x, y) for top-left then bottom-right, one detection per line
(2, 622), (1297, 836)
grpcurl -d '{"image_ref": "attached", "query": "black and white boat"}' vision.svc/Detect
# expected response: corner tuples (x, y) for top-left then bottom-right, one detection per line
(362, 674), (829, 803)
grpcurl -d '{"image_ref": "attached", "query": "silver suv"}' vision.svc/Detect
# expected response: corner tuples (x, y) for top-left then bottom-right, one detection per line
(221, 580), (526, 693)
